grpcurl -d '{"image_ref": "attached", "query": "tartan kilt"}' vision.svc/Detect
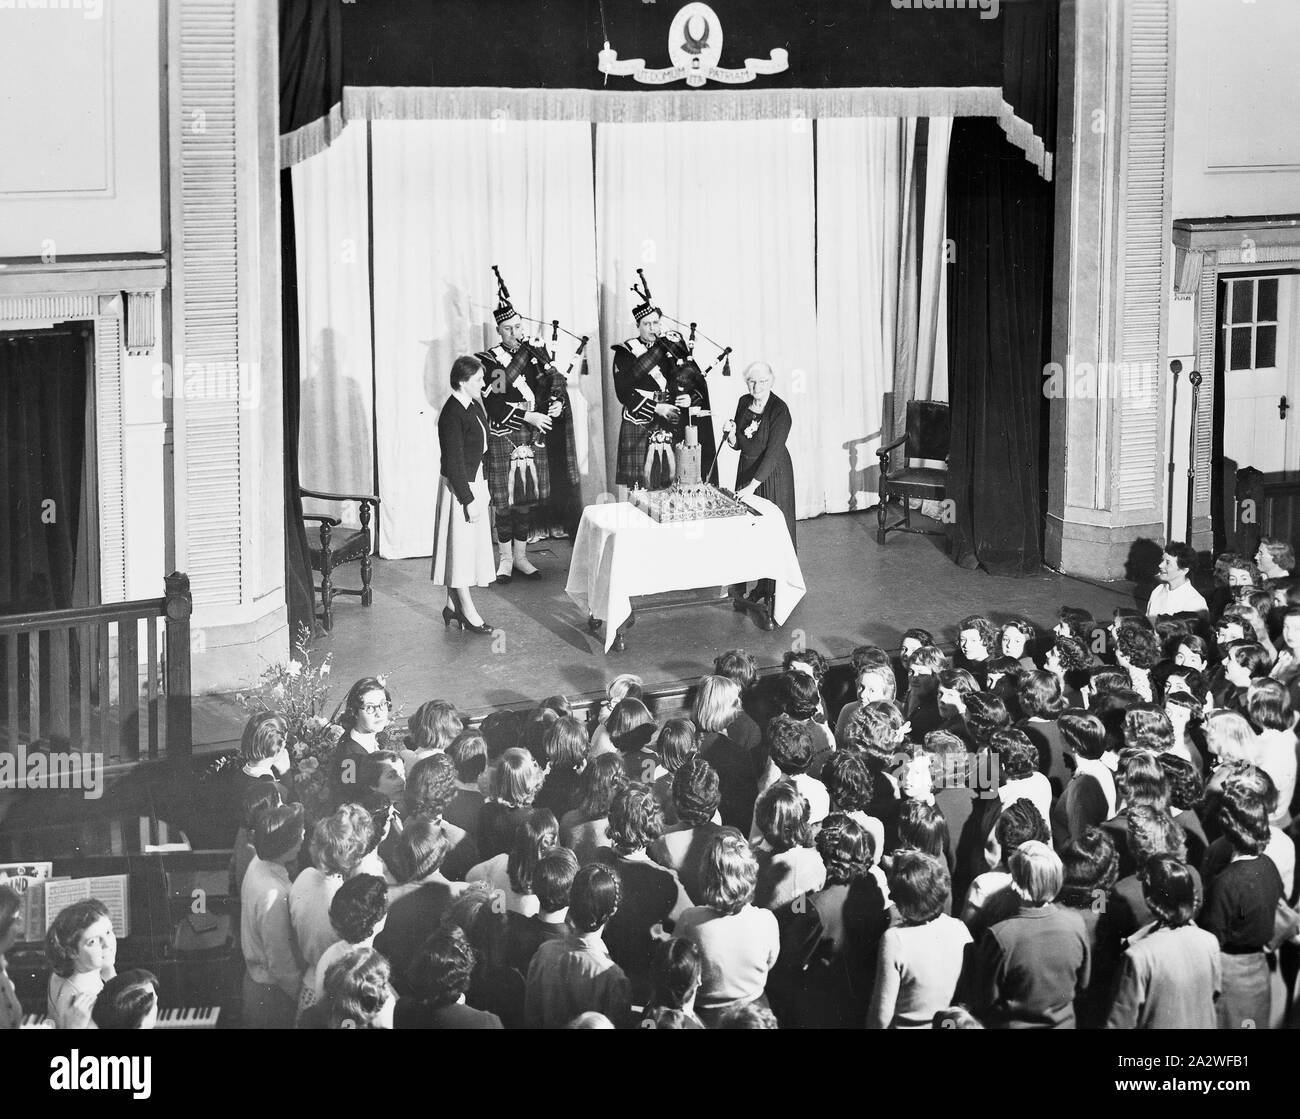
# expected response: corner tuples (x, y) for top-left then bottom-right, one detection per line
(616, 419), (653, 487)
(486, 429), (550, 513)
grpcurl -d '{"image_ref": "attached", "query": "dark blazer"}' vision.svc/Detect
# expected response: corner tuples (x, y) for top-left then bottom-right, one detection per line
(443, 788), (485, 840)
(479, 802), (532, 861)
(700, 730), (760, 834)
(975, 903), (1091, 1029)
(1050, 771), (1109, 849)
(375, 879), (459, 995)
(394, 999), (503, 1030)
(1019, 717), (1071, 800)
(593, 847), (688, 1003)
(438, 394), (490, 507)
(327, 731), (373, 809)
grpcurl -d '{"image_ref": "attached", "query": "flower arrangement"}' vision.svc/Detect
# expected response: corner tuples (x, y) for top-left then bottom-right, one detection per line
(233, 624), (405, 824)
(235, 623), (340, 823)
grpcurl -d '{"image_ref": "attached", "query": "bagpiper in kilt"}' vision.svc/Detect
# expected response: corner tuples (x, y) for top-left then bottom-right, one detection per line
(478, 342), (553, 515)
(477, 276), (565, 582)
(613, 303), (693, 490)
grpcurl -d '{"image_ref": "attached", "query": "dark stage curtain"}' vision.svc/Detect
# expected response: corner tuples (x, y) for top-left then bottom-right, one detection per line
(281, 168), (317, 637)
(1, 329), (89, 613)
(280, 0), (340, 635)
(946, 118), (1053, 576)
(280, 0), (343, 138)
(1002, 0), (1058, 156)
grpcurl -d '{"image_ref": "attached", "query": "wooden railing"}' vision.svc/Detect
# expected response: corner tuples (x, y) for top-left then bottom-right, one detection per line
(0, 572), (192, 763)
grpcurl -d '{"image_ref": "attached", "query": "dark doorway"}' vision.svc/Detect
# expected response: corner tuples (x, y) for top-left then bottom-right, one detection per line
(1, 324), (98, 614)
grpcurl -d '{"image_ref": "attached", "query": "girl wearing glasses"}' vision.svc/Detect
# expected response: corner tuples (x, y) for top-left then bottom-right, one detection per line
(328, 677), (394, 810)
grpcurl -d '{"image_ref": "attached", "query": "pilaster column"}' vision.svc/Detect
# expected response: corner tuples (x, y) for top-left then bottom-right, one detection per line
(1045, 0), (1179, 579)
(168, 0), (286, 691)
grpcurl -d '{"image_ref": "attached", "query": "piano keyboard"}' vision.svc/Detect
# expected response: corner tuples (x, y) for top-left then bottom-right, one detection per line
(22, 1007), (220, 1029)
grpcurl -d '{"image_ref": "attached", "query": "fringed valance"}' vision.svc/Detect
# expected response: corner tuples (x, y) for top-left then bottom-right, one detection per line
(280, 0), (1055, 180)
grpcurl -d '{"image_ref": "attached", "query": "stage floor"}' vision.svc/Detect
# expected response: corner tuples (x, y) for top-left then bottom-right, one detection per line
(273, 510), (1137, 729)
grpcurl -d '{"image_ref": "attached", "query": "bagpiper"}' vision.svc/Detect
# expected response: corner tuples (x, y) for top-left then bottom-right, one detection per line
(474, 269), (566, 582)
(611, 271), (715, 491)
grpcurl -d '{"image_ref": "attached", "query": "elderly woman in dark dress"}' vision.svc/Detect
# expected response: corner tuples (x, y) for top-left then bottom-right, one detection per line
(723, 362), (796, 631)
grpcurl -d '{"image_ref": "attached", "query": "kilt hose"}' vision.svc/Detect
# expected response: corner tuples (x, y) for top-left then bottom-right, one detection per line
(487, 429), (550, 516)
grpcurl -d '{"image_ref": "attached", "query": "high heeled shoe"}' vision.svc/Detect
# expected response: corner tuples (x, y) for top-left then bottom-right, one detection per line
(443, 600), (494, 635)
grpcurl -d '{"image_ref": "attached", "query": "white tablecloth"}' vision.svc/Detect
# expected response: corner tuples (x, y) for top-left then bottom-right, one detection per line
(565, 495), (805, 651)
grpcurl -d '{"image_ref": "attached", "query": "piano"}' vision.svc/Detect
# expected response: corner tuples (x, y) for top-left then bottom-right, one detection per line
(7, 849), (242, 1026)
(21, 1006), (220, 1029)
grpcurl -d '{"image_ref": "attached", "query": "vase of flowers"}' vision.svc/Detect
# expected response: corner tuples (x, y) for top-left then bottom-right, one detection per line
(236, 625), (405, 825)
(236, 623), (341, 825)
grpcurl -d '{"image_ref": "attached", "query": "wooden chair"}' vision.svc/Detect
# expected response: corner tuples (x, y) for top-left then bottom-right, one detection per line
(876, 400), (951, 545)
(301, 488), (380, 631)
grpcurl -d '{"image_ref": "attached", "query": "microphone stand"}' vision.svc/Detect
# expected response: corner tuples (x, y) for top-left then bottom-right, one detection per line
(1186, 369), (1202, 543)
(1166, 360), (1181, 542)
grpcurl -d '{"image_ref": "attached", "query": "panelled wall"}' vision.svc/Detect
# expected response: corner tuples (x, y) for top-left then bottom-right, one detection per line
(1046, 0), (1174, 578)
(1, 0), (287, 693)
(1113, 0), (1170, 521)
(168, 0), (286, 691)
(0, 3), (167, 606)
(1049, 0), (1300, 578)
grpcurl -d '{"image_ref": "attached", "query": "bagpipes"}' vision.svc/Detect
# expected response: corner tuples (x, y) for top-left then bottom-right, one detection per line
(629, 268), (732, 395)
(490, 265), (590, 446)
(626, 270), (735, 487)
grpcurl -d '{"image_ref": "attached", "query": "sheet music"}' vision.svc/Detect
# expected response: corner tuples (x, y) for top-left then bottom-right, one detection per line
(89, 875), (131, 938)
(41, 874), (131, 939)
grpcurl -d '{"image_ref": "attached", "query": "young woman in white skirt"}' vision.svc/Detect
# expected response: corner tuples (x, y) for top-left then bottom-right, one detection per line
(431, 355), (496, 634)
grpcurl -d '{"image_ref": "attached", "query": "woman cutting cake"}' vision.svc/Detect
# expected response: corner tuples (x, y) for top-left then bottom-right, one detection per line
(723, 362), (796, 631)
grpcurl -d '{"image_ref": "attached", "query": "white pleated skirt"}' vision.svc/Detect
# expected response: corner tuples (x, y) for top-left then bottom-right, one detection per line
(430, 469), (495, 588)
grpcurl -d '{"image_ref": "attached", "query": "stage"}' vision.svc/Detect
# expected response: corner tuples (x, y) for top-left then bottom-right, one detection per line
(250, 509), (1136, 736)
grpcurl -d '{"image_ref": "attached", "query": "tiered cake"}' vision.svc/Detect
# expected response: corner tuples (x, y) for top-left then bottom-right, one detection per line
(630, 426), (749, 524)
(674, 439), (703, 485)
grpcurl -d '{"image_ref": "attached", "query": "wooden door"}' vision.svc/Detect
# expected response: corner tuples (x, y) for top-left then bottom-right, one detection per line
(1221, 274), (1296, 472)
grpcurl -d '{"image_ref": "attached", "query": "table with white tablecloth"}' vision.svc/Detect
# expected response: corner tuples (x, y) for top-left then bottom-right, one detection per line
(565, 495), (806, 652)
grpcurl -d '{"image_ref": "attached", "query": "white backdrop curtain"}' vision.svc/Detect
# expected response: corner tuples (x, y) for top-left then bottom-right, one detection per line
(814, 118), (914, 514)
(293, 115), (949, 554)
(917, 117), (953, 403)
(595, 120), (819, 512)
(813, 117), (952, 515)
(293, 121), (374, 527)
(369, 120), (603, 558)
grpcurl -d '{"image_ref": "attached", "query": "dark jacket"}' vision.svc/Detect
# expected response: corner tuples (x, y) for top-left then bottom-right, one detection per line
(700, 731), (761, 834)
(438, 394), (490, 506)
(478, 802), (532, 861)
(394, 999), (503, 1029)
(1019, 718), (1071, 800)
(732, 393), (793, 488)
(443, 788), (485, 840)
(1050, 771), (1110, 849)
(327, 731), (373, 810)
(375, 879), (459, 995)
(593, 848), (689, 1003)
(975, 903), (1091, 1028)
(769, 875), (891, 1028)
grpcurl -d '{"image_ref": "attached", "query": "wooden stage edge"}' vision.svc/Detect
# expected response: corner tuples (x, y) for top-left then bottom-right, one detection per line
(188, 512), (1140, 751)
